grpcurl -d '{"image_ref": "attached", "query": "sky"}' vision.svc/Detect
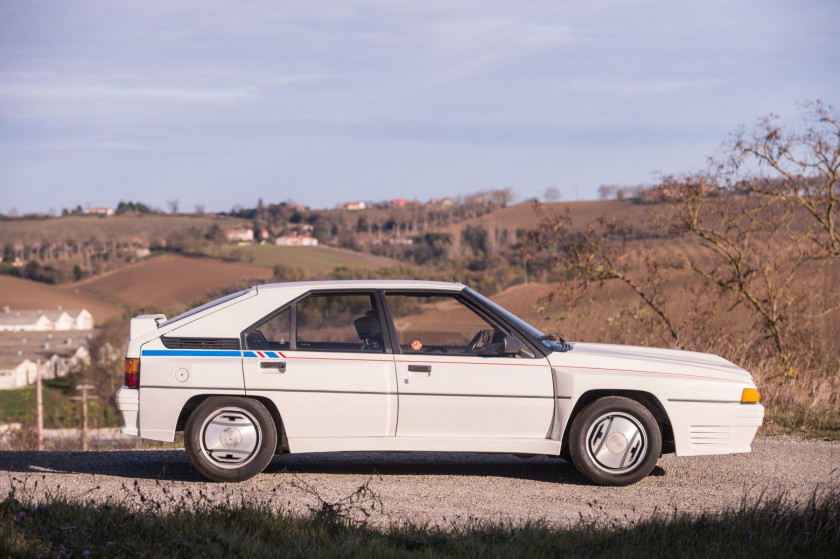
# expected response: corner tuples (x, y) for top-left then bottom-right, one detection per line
(0, 0), (838, 214)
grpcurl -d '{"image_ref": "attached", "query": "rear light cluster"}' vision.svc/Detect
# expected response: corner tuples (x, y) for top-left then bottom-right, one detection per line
(124, 358), (140, 388)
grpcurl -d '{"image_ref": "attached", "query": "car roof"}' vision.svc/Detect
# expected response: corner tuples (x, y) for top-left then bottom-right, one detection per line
(255, 279), (465, 293)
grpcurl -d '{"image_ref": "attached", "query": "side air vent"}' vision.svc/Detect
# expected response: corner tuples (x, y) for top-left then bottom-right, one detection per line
(161, 337), (241, 350)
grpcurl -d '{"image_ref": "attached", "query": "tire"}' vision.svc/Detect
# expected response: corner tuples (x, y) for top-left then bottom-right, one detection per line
(184, 396), (277, 482)
(568, 396), (662, 486)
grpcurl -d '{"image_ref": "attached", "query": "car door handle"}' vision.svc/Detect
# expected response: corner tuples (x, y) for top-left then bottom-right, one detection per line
(408, 364), (431, 373)
(260, 361), (286, 373)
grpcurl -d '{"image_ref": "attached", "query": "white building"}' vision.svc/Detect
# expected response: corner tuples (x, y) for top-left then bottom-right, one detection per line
(225, 228), (254, 243)
(0, 332), (91, 390)
(275, 235), (319, 247)
(0, 308), (95, 332)
(83, 207), (115, 217)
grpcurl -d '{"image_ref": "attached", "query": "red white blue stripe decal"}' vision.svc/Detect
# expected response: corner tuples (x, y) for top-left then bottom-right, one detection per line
(244, 350), (286, 359)
(141, 349), (285, 358)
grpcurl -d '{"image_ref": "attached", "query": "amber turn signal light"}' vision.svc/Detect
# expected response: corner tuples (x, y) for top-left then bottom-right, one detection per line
(124, 358), (140, 388)
(741, 388), (760, 403)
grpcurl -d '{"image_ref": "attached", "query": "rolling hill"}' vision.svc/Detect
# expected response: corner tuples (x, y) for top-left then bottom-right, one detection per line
(0, 275), (124, 323)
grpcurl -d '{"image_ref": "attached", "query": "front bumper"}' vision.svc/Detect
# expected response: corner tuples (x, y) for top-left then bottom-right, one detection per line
(670, 401), (765, 456)
(115, 386), (139, 437)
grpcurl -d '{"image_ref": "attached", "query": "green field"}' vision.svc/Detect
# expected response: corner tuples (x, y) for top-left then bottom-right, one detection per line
(215, 244), (403, 274)
(0, 379), (119, 430)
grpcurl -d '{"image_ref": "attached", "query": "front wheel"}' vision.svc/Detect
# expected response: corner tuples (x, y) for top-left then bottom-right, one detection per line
(568, 396), (662, 486)
(184, 396), (277, 482)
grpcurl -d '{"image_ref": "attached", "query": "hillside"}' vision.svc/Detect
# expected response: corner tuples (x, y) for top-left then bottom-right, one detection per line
(442, 199), (662, 236)
(0, 275), (123, 323)
(0, 214), (250, 243)
(71, 254), (273, 311)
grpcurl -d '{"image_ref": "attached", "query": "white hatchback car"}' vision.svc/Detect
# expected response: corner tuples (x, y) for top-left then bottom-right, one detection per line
(116, 280), (763, 486)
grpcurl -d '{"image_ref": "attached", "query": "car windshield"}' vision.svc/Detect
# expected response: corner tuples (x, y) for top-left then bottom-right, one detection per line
(159, 288), (253, 327)
(465, 287), (570, 352)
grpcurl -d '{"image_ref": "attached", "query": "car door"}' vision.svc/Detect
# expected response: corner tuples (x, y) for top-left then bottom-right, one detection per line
(383, 292), (554, 439)
(241, 291), (398, 439)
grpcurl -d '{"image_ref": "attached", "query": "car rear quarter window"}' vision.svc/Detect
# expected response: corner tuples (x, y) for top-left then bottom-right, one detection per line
(296, 293), (384, 353)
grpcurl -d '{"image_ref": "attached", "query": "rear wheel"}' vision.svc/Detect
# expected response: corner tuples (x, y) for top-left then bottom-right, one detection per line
(569, 396), (661, 486)
(184, 396), (277, 482)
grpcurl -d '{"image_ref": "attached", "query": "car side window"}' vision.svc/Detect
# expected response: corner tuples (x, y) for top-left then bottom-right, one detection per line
(296, 293), (384, 353)
(246, 307), (290, 350)
(385, 293), (510, 356)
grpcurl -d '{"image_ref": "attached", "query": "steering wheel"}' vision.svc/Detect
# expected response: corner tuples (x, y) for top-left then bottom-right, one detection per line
(465, 329), (491, 354)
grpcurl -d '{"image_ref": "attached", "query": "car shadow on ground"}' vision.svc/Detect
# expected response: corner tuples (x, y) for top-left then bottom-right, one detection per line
(0, 450), (668, 486)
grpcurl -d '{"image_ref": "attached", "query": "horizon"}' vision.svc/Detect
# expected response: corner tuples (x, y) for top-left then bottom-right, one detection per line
(2, 1), (838, 214)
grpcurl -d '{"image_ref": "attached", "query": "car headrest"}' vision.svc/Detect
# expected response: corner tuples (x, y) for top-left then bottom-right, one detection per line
(354, 314), (382, 340)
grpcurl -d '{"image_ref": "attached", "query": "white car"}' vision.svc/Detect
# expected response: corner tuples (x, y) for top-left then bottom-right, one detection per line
(116, 280), (763, 486)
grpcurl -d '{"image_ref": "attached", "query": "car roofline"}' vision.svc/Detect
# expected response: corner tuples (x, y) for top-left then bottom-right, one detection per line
(254, 280), (465, 292)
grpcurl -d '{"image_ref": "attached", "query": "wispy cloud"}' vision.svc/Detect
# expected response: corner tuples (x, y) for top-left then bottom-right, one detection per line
(0, 0), (837, 212)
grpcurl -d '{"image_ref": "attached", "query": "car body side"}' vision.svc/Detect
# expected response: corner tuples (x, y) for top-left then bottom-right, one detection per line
(117, 280), (763, 459)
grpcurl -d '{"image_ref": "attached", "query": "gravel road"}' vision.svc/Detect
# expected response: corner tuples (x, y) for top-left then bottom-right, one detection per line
(2, 436), (838, 527)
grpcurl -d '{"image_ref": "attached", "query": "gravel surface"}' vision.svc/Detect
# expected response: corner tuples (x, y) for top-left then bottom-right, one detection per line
(2, 436), (838, 527)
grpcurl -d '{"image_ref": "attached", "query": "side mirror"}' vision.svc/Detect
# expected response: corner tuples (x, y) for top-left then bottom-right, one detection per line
(500, 336), (521, 355)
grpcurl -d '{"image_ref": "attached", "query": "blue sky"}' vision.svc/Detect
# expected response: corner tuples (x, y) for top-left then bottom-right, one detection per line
(1, 0), (838, 214)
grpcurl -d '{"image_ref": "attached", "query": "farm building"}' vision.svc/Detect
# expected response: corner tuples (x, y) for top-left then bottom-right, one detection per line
(226, 228), (254, 243)
(0, 331), (91, 389)
(0, 308), (94, 332)
(275, 235), (319, 246)
(83, 207), (115, 217)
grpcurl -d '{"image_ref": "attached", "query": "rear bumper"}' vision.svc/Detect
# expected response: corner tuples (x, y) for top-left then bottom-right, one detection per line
(115, 386), (140, 437)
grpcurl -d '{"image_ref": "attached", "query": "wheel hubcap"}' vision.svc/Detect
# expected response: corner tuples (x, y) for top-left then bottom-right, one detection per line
(585, 412), (647, 474)
(199, 407), (261, 469)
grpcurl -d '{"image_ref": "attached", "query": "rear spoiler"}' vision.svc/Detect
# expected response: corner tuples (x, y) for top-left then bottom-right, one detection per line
(129, 314), (167, 340)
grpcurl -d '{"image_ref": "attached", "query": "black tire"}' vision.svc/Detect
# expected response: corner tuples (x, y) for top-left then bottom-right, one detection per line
(568, 396), (662, 486)
(184, 396), (277, 482)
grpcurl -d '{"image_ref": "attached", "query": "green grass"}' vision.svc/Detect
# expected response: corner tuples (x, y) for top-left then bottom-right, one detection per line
(212, 244), (402, 273)
(1, 489), (838, 558)
(0, 379), (120, 429)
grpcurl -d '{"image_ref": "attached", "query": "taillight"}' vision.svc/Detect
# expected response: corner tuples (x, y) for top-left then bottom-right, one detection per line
(124, 358), (140, 388)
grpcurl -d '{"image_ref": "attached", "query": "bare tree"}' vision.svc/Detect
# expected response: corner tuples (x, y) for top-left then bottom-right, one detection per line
(724, 100), (839, 257)
(655, 102), (840, 358)
(527, 204), (680, 344)
(167, 199), (180, 214)
(658, 174), (815, 357)
(543, 187), (562, 202)
(194, 204), (206, 216)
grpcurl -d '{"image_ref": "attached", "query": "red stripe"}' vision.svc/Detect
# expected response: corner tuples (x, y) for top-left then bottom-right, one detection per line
(552, 364), (745, 383)
(393, 359), (547, 367)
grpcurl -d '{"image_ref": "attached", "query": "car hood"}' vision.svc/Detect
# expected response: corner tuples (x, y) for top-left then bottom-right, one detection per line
(547, 342), (754, 384)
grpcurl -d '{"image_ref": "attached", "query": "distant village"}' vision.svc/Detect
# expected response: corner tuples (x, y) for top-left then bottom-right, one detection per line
(0, 307), (94, 390)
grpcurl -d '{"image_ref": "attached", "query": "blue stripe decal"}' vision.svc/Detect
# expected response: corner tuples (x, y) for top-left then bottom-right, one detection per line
(142, 349), (242, 357)
(243, 351), (257, 358)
